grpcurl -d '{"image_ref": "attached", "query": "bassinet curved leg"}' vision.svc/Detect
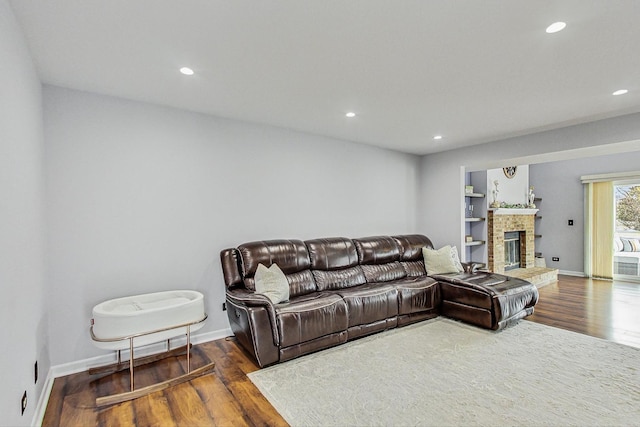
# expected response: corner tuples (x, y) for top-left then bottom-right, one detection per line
(95, 363), (216, 407)
(90, 316), (215, 407)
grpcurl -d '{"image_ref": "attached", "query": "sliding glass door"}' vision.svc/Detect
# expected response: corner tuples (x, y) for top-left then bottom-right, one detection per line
(614, 183), (640, 281)
(583, 172), (640, 282)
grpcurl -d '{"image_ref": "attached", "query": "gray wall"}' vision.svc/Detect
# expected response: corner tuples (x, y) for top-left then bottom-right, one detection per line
(530, 151), (640, 274)
(0, 2), (48, 423)
(43, 85), (421, 365)
(5, 1), (640, 418)
(419, 114), (640, 255)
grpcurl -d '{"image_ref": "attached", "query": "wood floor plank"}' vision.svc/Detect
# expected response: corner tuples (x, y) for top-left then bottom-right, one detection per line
(96, 372), (136, 427)
(129, 363), (177, 427)
(188, 347), (252, 426)
(43, 275), (640, 426)
(208, 340), (287, 426)
(156, 356), (215, 425)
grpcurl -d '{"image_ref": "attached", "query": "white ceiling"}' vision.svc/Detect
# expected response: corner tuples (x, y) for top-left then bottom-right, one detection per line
(9, 0), (640, 155)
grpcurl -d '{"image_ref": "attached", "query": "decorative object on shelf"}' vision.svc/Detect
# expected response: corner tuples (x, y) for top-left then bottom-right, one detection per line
(467, 204), (474, 218)
(503, 166), (517, 179)
(495, 202), (533, 209)
(528, 186), (536, 208)
(465, 185), (474, 194)
(465, 235), (473, 243)
(490, 180), (501, 208)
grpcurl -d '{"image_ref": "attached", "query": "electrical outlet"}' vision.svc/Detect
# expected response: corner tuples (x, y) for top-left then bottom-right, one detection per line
(552, 257), (560, 262)
(21, 391), (27, 415)
(222, 302), (227, 311)
(35, 361), (38, 384)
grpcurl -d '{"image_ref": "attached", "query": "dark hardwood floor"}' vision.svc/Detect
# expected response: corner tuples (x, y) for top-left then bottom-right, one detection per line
(526, 275), (640, 349)
(43, 275), (640, 426)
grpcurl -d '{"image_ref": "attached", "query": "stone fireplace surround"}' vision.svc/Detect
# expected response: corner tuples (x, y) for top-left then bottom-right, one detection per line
(487, 209), (538, 274)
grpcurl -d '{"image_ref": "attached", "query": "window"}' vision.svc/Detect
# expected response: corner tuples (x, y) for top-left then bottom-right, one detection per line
(614, 183), (640, 277)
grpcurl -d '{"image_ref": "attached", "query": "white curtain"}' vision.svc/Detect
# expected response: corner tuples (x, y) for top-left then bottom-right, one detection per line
(589, 181), (614, 279)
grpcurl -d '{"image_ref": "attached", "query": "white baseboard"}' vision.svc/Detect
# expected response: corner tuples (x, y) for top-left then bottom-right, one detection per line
(31, 327), (232, 426)
(559, 270), (586, 277)
(32, 371), (55, 427)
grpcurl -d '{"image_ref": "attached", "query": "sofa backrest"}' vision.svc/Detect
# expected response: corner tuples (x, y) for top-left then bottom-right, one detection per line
(305, 237), (367, 291)
(393, 234), (434, 277)
(220, 234), (434, 293)
(237, 239), (317, 297)
(353, 236), (407, 283)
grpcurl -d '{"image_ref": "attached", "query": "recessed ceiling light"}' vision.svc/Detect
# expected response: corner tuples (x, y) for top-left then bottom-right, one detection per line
(179, 67), (194, 75)
(612, 89), (629, 96)
(345, 112), (356, 118)
(433, 135), (443, 140)
(546, 22), (566, 33)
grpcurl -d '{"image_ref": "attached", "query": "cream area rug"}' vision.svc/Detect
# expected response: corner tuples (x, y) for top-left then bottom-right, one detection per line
(248, 318), (640, 426)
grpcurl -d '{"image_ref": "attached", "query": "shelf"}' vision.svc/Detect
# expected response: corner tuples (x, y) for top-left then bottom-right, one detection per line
(465, 240), (485, 247)
(465, 217), (485, 222)
(464, 192), (485, 198)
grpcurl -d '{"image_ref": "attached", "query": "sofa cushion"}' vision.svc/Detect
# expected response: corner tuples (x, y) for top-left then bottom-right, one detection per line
(238, 239), (316, 295)
(335, 283), (398, 327)
(615, 236), (623, 252)
(423, 246), (461, 275)
(393, 234), (433, 277)
(275, 293), (348, 348)
(401, 260), (426, 277)
(393, 234), (435, 261)
(307, 237), (367, 290)
(312, 267), (367, 291)
(239, 239), (311, 277)
(254, 263), (290, 304)
(388, 276), (439, 315)
(306, 237), (359, 270)
(353, 236), (401, 264)
(285, 270), (318, 298)
(361, 262), (407, 282)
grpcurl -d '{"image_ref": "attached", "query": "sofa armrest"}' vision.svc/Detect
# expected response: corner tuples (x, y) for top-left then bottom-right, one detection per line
(226, 289), (280, 347)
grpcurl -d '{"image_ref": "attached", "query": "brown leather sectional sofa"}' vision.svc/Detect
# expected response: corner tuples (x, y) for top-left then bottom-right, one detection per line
(220, 234), (538, 367)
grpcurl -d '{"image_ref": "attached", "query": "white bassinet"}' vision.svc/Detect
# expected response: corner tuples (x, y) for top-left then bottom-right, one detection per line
(91, 290), (205, 350)
(89, 290), (214, 407)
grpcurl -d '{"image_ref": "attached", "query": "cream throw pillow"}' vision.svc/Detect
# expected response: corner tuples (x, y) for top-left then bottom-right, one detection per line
(422, 245), (463, 275)
(255, 263), (290, 304)
(450, 246), (464, 273)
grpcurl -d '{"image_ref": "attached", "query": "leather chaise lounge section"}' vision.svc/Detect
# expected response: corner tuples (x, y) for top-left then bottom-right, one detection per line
(220, 234), (538, 367)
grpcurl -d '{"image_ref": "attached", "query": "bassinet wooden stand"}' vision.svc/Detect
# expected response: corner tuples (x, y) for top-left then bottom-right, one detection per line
(89, 316), (215, 407)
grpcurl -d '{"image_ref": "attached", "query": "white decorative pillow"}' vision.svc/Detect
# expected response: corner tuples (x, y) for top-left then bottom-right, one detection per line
(422, 245), (461, 275)
(254, 263), (290, 304)
(450, 246), (464, 273)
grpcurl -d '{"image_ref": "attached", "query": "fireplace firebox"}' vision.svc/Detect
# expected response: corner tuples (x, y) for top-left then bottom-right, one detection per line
(504, 231), (522, 271)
